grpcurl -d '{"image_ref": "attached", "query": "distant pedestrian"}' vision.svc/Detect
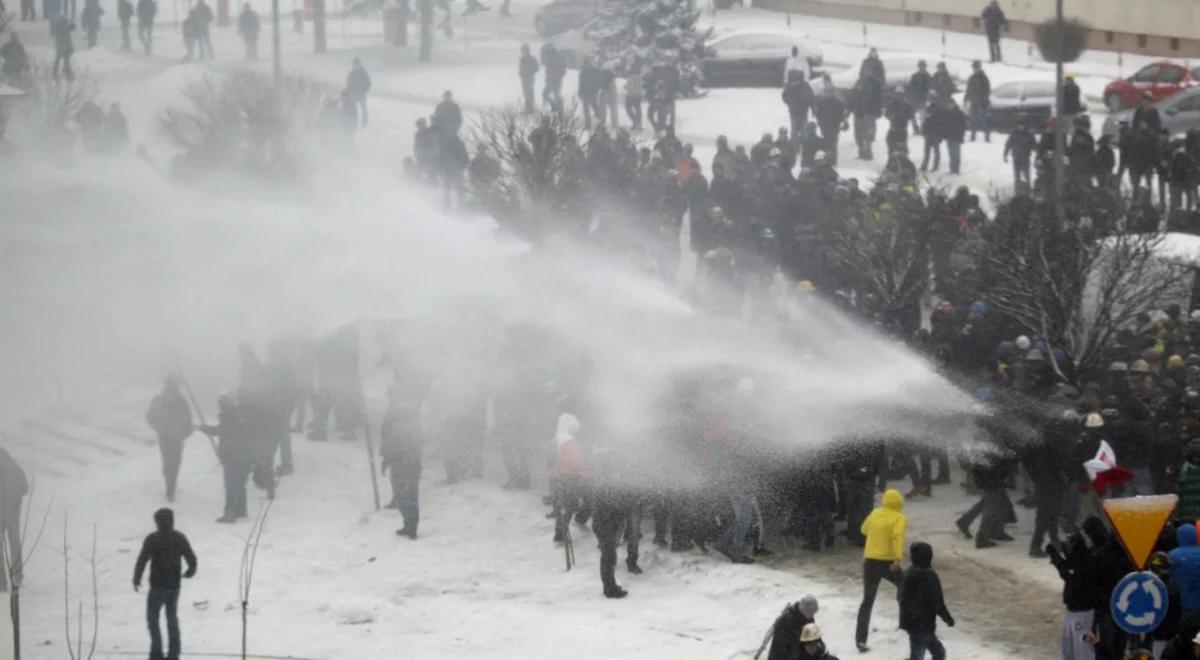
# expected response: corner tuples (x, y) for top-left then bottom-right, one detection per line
(855, 489), (907, 653)
(981, 0), (1006, 62)
(80, 0), (102, 49)
(931, 61), (955, 100)
(345, 57), (371, 127)
(624, 66), (644, 131)
(238, 3), (260, 60)
(136, 0), (155, 54)
(0, 33), (29, 80)
(518, 43), (538, 113)
(432, 89), (463, 134)
(181, 11), (196, 61)
(784, 45), (810, 85)
(192, 0), (213, 60)
(146, 376), (193, 503)
(50, 14), (75, 80)
(133, 508), (197, 660)
(1063, 73), (1084, 117)
(540, 43), (564, 112)
(943, 98), (968, 174)
(199, 394), (252, 523)
(908, 60), (932, 132)
(782, 68), (814, 138)
(964, 60), (991, 142)
(118, 0), (133, 50)
(380, 386), (422, 539)
(1004, 122), (1036, 187)
(20, 0), (34, 21)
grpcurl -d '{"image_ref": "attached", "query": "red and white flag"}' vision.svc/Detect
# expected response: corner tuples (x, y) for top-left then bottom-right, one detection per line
(1083, 440), (1133, 496)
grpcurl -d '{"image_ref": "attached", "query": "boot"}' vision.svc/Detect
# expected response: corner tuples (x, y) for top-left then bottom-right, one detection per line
(604, 586), (628, 599)
(397, 527), (418, 540)
(626, 560), (642, 575)
(955, 519), (973, 539)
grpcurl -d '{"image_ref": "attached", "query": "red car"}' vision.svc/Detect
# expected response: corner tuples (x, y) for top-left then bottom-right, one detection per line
(1104, 61), (1200, 111)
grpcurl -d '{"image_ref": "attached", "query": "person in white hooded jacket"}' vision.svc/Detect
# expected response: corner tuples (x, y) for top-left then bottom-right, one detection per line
(784, 46), (811, 86)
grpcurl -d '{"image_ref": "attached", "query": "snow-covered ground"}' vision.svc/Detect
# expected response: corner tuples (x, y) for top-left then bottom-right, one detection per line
(0, 2), (1147, 658)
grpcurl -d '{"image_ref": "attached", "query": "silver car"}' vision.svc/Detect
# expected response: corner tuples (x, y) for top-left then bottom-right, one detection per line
(1103, 86), (1200, 139)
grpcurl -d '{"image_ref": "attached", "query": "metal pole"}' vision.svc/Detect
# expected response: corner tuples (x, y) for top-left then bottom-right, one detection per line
(272, 0), (282, 85)
(1053, 0), (1065, 223)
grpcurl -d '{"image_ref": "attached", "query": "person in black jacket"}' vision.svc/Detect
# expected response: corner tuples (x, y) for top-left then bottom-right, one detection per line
(964, 61), (991, 142)
(578, 57), (602, 130)
(1004, 121), (1035, 187)
(133, 508), (197, 660)
(200, 394), (252, 523)
(1067, 116), (1096, 185)
(942, 98), (968, 174)
(981, 0), (1006, 62)
(899, 542), (954, 660)
(432, 90), (463, 135)
(0, 447), (28, 592)
(782, 70), (814, 139)
(237, 3), (259, 60)
(1132, 92), (1162, 135)
(813, 88), (846, 167)
(1095, 134), (1116, 189)
(908, 60), (932, 132)
(848, 78), (881, 160)
(931, 62), (955, 100)
(381, 385), (423, 539)
(146, 375), (193, 503)
(920, 96), (944, 172)
(884, 87), (914, 157)
(1047, 519), (1103, 660)
(755, 595), (820, 660)
(1063, 74), (1084, 116)
(345, 57), (371, 127)
(136, 0), (156, 54)
(518, 43), (538, 113)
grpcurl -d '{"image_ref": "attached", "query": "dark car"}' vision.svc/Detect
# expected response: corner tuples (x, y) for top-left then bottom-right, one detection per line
(534, 0), (598, 38)
(701, 31), (823, 88)
(987, 80), (1064, 132)
(1103, 61), (1200, 112)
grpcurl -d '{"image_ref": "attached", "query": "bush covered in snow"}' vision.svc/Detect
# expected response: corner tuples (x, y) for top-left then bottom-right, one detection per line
(159, 72), (326, 181)
(6, 61), (98, 156)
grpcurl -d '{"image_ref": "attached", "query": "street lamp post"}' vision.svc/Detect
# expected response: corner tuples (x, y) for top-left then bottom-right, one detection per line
(1053, 0), (1065, 222)
(272, 0), (282, 85)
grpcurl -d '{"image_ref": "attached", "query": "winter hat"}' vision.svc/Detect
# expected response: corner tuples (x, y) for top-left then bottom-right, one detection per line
(1085, 412), (1105, 428)
(799, 624), (823, 643)
(153, 508), (174, 531)
(798, 594), (819, 617)
(1130, 359), (1151, 374)
(910, 541), (933, 568)
(1108, 361), (1129, 373)
(1191, 310), (1200, 321)
(1015, 335), (1031, 350)
(798, 280), (816, 293)
(1026, 349), (1045, 363)
(1143, 348), (1163, 363)
(1169, 355), (1186, 370)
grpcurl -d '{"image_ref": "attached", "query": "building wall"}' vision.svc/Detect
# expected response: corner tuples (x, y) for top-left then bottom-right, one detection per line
(753, 0), (1200, 58)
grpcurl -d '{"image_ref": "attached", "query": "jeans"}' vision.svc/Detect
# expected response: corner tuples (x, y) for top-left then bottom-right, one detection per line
(856, 558), (902, 644)
(789, 108), (808, 138)
(521, 78), (535, 112)
(625, 97), (642, 128)
(946, 140), (962, 174)
(921, 139), (941, 171)
(969, 105), (989, 140)
(147, 588), (181, 660)
(1013, 159), (1031, 187)
(158, 435), (185, 501)
(988, 35), (1002, 62)
(909, 632), (946, 660)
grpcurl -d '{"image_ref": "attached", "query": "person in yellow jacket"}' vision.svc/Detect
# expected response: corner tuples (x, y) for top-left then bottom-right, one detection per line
(854, 488), (907, 652)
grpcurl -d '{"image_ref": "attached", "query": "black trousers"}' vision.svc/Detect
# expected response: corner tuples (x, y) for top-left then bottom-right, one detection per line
(845, 480), (875, 545)
(389, 462), (421, 532)
(625, 97), (642, 128)
(988, 35), (1001, 62)
(1013, 159), (1031, 187)
(222, 462), (251, 518)
(1031, 481), (1064, 551)
(856, 558), (902, 644)
(158, 435), (185, 500)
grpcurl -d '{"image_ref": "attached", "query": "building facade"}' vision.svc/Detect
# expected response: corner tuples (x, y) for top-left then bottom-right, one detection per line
(752, 0), (1200, 58)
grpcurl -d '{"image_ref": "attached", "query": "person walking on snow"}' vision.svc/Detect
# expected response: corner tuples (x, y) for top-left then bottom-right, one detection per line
(136, 0), (155, 54)
(381, 385), (423, 539)
(964, 60), (991, 142)
(899, 542), (955, 660)
(50, 13), (75, 80)
(855, 488), (907, 653)
(133, 508), (197, 660)
(146, 375), (193, 503)
(981, 0), (1006, 62)
(784, 45), (810, 85)
(192, 0), (214, 60)
(118, 0), (133, 50)
(238, 3), (260, 60)
(518, 43), (538, 113)
(782, 69), (814, 138)
(80, 0), (102, 49)
(345, 57), (371, 127)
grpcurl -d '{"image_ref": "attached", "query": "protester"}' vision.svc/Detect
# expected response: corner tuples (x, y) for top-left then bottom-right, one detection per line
(855, 489), (907, 652)
(238, 3), (260, 61)
(899, 542), (954, 660)
(981, 0), (1006, 62)
(133, 508), (197, 660)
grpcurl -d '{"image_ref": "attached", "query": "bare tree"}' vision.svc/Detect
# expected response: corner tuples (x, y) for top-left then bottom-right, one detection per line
(469, 104), (588, 241)
(983, 202), (1188, 373)
(827, 190), (934, 331)
(2, 446), (52, 660)
(239, 501), (272, 660)
(62, 516), (101, 660)
(9, 61), (97, 147)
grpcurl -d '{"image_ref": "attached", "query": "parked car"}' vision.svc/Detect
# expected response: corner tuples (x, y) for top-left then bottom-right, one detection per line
(545, 19), (596, 69)
(987, 80), (1065, 132)
(534, 0), (598, 38)
(1103, 61), (1200, 112)
(827, 53), (966, 95)
(701, 30), (824, 88)
(1102, 86), (1200, 139)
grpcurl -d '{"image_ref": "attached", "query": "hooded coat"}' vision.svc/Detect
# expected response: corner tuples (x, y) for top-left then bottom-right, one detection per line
(861, 489), (907, 561)
(899, 542), (954, 635)
(1169, 524), (1200, 612)
(133, 509), (197, 591)
(763, 602), (815, 660)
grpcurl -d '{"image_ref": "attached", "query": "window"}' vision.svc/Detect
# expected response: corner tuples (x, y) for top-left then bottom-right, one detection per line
(1105, 31), (1114, 44)
(1138, 34), (1148, 48)
(913, 11), (923, 23)
(1159, 66), (1185, 83)
(1132, 65), (1161, 83)
(1171, 38), (1181, 51)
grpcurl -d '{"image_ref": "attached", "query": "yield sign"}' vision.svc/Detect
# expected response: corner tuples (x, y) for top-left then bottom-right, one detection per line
(1102, 494), (1179, 570)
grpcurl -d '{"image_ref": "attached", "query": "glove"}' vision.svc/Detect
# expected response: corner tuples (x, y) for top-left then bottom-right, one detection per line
(945, 615), (955, 627)
(184, 569), (196, 579)
(380, 462), (389, 476)
(133, 581), (140, 593)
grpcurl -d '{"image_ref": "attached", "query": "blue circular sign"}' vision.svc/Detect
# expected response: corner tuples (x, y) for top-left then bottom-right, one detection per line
(1110, 571), (1169, 634)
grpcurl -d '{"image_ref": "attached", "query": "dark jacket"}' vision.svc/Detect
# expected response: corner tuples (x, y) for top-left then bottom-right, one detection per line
(136, 0), (156, 23)
(981, 3), (1006, 35)
(1133, 106), (1162, 134)
(899, 542), (954, 635)
(1004, 127), (1035, 163)
(147, 387), (193, 441)
(433, 99), (463, 134)
(204, 405), (251, 467)
(943, 104), (968, 143)
(765, 602), (814, 660)
(346, 67), (371, 98)
(0, 39), (28, 76)
(519, 53), (539, 80)
(380, 404), (422, 473)
(1063, 79), (1084, 115)
(965, 71), (991, 108)
(859, 56), (885, 87)
(782, 79), (814, 114)
(814, 95), (845, 131)
(133, 509), (197, 591)
(238, 8), (259, 37)
(932, 70), (956, 99)
(908, 69), (932, 102)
